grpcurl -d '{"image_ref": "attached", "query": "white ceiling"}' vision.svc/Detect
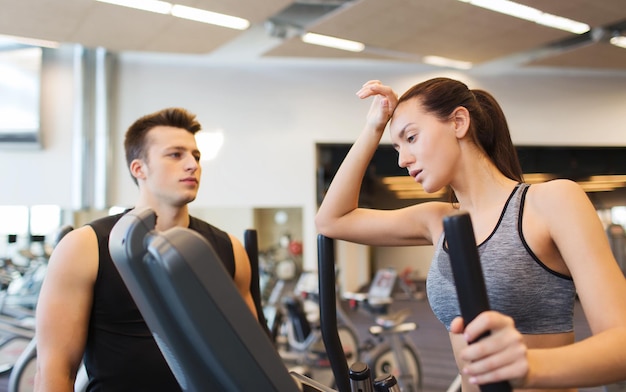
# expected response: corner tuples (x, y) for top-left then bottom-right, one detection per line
(0, 0), (625, 72)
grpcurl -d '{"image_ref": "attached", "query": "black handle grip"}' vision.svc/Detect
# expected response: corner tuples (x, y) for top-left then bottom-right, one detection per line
(318, 235), (351, 392)
(443, 211), (512, 392)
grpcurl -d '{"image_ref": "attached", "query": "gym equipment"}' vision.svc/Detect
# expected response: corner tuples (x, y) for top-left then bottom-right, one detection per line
(316, 236), (403, 392)
(279, 270), (361, 388)
(8, 337), (88, 392)
(348, 361), (374, 392)
(108, 208), (333, 391)
(343, 268), (422, 392)
(443, 211), (512, 392)
(317, 234), (351, 392)
(244, 229), (272, 338)
(607, 223), (626, 277)
(7, 225), (84, 392)
(103, 209), (510, 391)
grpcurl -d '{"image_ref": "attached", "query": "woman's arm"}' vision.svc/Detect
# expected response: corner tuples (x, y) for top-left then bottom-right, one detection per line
(453, 179), (626, 388)
(315, 81), (445, 246)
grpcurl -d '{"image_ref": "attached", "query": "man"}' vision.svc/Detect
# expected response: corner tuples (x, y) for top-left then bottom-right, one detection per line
(35, 108), (258, 391)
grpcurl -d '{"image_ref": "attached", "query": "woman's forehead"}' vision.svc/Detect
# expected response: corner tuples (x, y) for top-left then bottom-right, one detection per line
(391, 100), (424, 128)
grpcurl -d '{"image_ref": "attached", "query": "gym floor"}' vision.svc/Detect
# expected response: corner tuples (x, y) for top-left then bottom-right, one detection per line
(0, 298), (607, 392)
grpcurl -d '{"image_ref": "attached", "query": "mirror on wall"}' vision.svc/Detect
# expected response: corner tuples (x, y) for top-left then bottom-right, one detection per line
(0, 45), (43, 149)
(317, 143), (626, 210)
(188, 205), (304, 279)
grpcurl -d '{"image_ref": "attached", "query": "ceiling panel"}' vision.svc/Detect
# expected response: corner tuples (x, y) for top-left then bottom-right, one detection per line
(0, 0), (624, 71)
(0, 0), (95, 43)
(518, 0), (626, 27)
(0, 0), (292, 53)
(175, 0), (293, 24)
(266, 0), (586, 64)
(527, 42), (626, 70)
(71, 3), (176, 51)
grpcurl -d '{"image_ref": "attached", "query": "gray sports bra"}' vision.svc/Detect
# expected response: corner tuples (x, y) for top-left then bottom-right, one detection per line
(426, 183), (576, 334)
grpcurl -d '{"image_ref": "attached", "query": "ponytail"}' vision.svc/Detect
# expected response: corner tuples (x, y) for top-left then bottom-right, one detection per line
(471, 90), (523, 182)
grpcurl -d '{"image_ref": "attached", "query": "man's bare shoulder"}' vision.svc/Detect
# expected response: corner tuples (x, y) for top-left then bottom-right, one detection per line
(47, 225), (99, 277)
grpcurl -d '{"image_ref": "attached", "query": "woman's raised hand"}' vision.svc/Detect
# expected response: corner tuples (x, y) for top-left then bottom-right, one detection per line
(356, 80), (398, 133)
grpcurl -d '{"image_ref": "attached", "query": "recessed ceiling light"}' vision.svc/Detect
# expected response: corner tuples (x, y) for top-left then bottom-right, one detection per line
(96, 0), (172, 14)
(301, 33), (365, 52)
(610, 36), (626, 49)
(422, 55), (472, 70)
(171, 5), (250, 30)
(0, 34), (60, 48)
(457, 0), (589, 34)
(95, 0), (250, 30)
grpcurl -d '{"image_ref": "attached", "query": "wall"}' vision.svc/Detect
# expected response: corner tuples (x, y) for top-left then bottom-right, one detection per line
(0, 46), (76, 207)
(2, 47), (626, 274)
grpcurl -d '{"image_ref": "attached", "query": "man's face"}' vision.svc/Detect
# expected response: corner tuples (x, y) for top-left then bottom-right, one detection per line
(138, 125), (202, 206)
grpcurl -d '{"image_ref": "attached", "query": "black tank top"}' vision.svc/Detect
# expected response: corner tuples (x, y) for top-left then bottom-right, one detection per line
(84, 212), (235, 391)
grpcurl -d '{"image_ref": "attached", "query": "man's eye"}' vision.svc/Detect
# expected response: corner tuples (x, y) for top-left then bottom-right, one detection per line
(407, 135), (415, 143)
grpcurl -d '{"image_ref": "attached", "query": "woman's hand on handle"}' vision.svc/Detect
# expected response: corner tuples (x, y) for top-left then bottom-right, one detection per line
(450, 312), (529, 388)
(356, 80), (398, 133)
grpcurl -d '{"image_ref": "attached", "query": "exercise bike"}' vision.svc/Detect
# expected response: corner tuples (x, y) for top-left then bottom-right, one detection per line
(278, 270), (361, 387)
(344, 268), (422, 392)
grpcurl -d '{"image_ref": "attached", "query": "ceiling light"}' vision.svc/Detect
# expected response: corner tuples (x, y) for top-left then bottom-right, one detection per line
(395, 189), (447, 199)
(196, 130), (224, 161)
(381, 177), (408, 184)
(171, 5), (250, 30)
(522, 173), (556, 184)
(0, 34), (60, 49)
(462, 0), (539, 20)
(577, 182), (623, 192)
(381, 176), (447, 199)
(610, 36), (626, 49)
(422, 55), (472, 70)
(96, 0), (172, 14)
(301, 33), (365, 52)
(381, 177), (412, 185)
(588, 175), (626, 183)
(95, 0), (250, 30)
(386, 183), (420, 192)
(458, 0), (590, 34)
(534, 14), (590, 34)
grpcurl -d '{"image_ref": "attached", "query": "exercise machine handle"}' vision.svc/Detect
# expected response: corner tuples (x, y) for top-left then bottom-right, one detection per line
(443, 211), (512, 392)
(317, 234), (351, 392)
(349, 361), (373, 392)
(244, 229), (271, 337)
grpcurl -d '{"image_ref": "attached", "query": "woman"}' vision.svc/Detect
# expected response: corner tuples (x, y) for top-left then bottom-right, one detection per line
(315, 78), (626, 391)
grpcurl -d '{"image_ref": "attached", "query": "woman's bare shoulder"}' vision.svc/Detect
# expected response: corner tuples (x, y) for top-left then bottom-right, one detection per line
(526, 179), (588, 209)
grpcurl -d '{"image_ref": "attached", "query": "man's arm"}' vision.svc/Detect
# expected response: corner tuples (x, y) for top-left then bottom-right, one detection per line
(228, 234), (258, 320)
(35, 227), (99, 392)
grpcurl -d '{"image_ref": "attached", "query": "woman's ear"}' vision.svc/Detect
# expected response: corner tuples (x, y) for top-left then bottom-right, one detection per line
(452, 106), (470, 139)
(129, 159), (145, 181)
